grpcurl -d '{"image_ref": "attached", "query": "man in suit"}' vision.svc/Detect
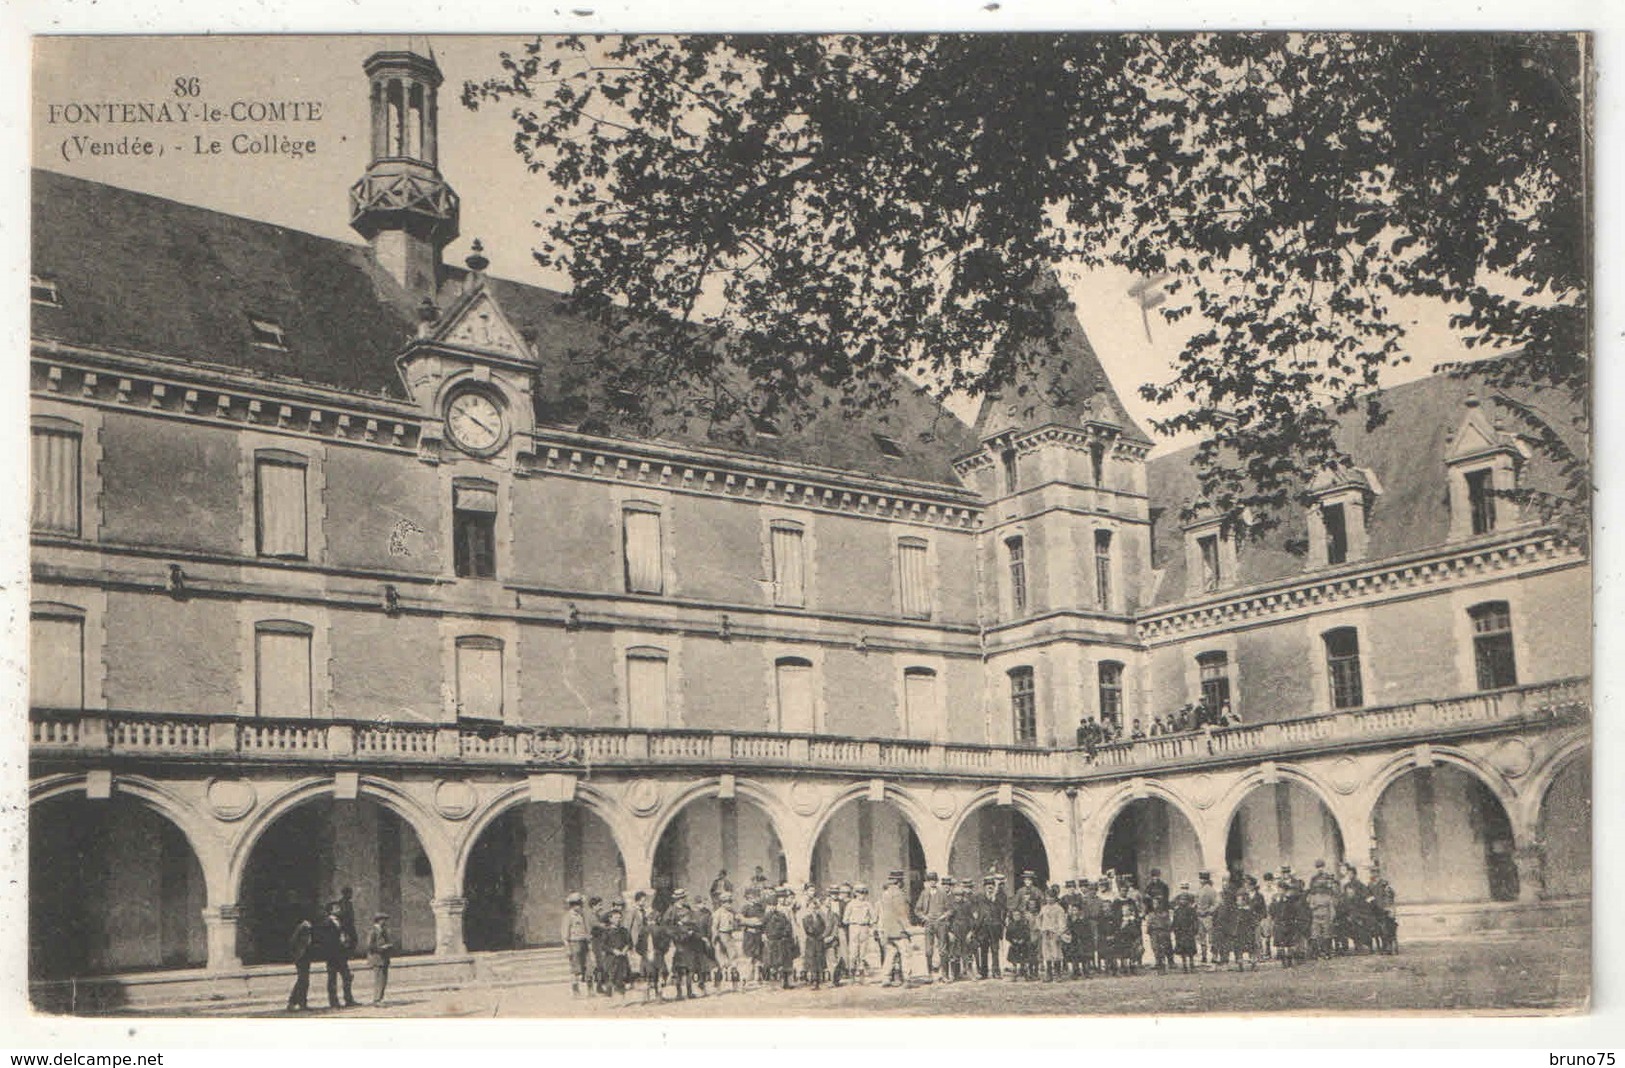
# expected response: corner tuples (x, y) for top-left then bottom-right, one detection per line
(877, 870), (913, 987)
(286, 908), (315, 1012)
(318, 900), (356, 1008)
(913, 871), (951, 978)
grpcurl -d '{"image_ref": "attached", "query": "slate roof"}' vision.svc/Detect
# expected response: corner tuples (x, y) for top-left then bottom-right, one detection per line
(1144, 365), (1583, 608)
(31, 168), (981, 488)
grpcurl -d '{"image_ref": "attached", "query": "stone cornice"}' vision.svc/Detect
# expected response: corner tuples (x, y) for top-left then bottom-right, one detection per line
(953, 422), (1153, 476)
(1136, 530), (1583, 643)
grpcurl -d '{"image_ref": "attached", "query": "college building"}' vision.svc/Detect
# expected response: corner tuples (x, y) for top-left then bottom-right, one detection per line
(27, 47), (1590, 1006)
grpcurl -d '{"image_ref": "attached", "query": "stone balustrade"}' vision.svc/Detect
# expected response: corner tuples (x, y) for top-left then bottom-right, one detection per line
(29, 676), (1588, 783)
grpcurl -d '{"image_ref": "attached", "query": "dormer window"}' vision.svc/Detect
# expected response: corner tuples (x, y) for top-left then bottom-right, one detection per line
(30, 275), (61, 307)
(751, 414), (782, 438)
(1307, 466), (1380, 568)
(1444, 395), (1527, 541)
(872, 433), (905, 458)
(1198, 534), (1221, 592)
(1466, 468), (1495, 535)
(1323, 503), (1349, 565)
(1000, 447), (1019, 493)
(1184, 512), (1239, 597)
(248, 315), (288, 350)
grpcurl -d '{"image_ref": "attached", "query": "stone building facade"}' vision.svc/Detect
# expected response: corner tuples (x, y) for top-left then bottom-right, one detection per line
(27, 48), (1589, 994)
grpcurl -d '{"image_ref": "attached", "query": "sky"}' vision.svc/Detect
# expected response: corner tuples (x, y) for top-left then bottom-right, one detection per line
(32, 34), (1488, 456)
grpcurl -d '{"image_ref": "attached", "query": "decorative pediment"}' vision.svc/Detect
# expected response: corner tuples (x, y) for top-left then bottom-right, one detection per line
(430, 287), (532, 361)
(1445, 395), (1525, 464)
(1309, 463), (1384, 500)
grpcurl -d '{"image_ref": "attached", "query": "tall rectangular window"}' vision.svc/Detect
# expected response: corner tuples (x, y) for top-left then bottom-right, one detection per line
(1466, 469), (1496, 535)
(1094, 529), (1114, 611)
(1323, 503), (1349, 566)
(1097, 660), (1124, 731)
(775, 657), (816, 733)
(255, 453), (308, 559)
(623, 504), (664, 594)
(1006, 536), (1028, 615)
(903, 667), (939, 738)
(453, 480), (498, 578)
(1470, 601), (1518, 690)
(1009, 666), (1037, 746)
(897, 538), (931, 619)
(31, 613), (83, 709)
(1198, 651), (1231, 715)
(1324, 627), (1364, 709)
(626, 648), (669, 727)
(1089, 441), (1107, 487)
(256, 623), (313, 717)
(31, 421), (81, 536)
(456, 637), (504, 721)
(770, 523), (806, 607)
(1001, 448), (1019, 494)
(1198, 534), (1221, 592)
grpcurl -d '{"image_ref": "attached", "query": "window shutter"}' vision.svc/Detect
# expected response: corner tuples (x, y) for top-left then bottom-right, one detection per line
(624, 508), (664, 594)
(898, 540), (930, 618)
(256, 627), (313, 717)
(454, 483), (498, 513)
(456, 639), (504, 720)
(776, 659), (816, 733)
(256, 459), (308, 557)
(903, 668), (938, 737)
(31, 428), (80, 536)
(771, 525), (806, 607)
(30, 615), (83, 709)
(626, 652), (669, 727)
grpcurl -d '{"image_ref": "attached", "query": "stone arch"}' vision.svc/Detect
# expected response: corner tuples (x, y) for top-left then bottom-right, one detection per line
(1517, 734), (1590, 840)
(642, 776), (800, 903)
(805, 780), (940, 897)
(1525, 738), (1591, 900)
(945, 786), (1068, 884)
(1212, 765), (1349, 879)
(1359, 745), (1518, 830)
(452, 779), (635, 892)
(1088, 779), (1215, 883)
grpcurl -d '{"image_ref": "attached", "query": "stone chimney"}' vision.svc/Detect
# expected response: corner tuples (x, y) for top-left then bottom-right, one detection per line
(349, 48), (459, 298)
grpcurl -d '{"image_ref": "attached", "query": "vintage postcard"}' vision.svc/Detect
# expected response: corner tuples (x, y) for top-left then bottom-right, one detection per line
(21, 31), (1591, 1022)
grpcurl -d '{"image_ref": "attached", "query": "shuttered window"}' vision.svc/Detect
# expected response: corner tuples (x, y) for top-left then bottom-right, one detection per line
(1094, 529), (1113, 611)
(623, 504), (664, 594)
(898, 538), (931, 619)
(31, 613), (83, 709)
(31, 422), (80, 536)
(626, 648), (669, 727)
(456, 637), (504, 721)
(256, 623), (313, 717)
(776, 657), (816, 733)
(1470, 601), (1518, 690)
(1097, 660), (1124, 731)
(1006, 536), (1028, 615)
(1323, 503), (1349, 566)
(1010, 667), (1037, 745)
(1198, 651), (1231, 715)
(1324, 627), (1364, 709)
(453, 480), (498, 578)
(771, 523), (806, 607)
(255, 453), (308, 558)
(903, 667), (938, 738)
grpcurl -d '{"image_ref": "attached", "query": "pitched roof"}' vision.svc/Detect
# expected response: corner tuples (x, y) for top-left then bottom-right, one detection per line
(1144, 364), (1582, 607)
(31, 168), (979, 487)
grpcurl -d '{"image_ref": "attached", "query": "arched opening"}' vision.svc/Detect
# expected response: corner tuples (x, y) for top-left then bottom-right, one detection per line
(1537, 753), (1590, 900)
(949, 805), (1050, 887)
(1224, 781), (1345, 879)
(810, 799), (925, 902)
(654, 796), (783, 914)
(463, 801), (625, 951)
(1101, 797), (1203, 886)
(30, 794), (207, 978)
(1372, 764), (1519, 904)
(237, 796), (435, 965)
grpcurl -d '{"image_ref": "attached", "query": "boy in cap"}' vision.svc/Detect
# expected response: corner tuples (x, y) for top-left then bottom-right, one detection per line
(878, 870), (912, 987)
(602, 902), (634, 998)
(1171, 886), (1199, 973)
(365, 912), (393, 1005)
(561, 892), (592, 995)
(1194, 871), (1217, 965)
(844, 883), (877, 979)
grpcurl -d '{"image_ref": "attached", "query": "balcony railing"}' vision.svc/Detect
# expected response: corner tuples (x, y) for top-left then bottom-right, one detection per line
(29, 676), (1588, 783)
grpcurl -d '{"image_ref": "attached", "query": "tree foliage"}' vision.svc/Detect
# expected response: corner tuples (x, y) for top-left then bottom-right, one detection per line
(463, 33), (1588, 537)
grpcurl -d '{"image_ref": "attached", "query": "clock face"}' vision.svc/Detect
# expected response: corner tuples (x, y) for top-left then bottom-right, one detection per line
(445, 391), (505, 454)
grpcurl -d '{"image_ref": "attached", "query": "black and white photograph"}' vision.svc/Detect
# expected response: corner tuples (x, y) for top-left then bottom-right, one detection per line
(17, 26), (1595, 1027)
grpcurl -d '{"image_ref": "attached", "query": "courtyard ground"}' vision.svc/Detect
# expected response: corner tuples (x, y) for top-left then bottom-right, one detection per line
(159, 927), (1588, 1019)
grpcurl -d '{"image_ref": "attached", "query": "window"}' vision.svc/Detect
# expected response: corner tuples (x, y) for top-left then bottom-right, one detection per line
(455, 636), (504, 721)
(1470, 601), (1518, 690)
(872, 433), (905, 458)
(1006, 536), (1028, 615)
(623, 503), (664, 594)
(1089, 441), (1107, 487)
(626, 647), (669, 727)
(1197, 651), (1231, 715)
(1001, 447), (1019, 494)
(1323, 627), (1364, 709)
(31, 418), (80, 536)
(1094, 529), (1114, 611)
(30, 275), (61, 307)
(255, 451), (308, 559)
(31, 610), (83, 709)
(770, 522), (806, 607)
(1466, 468), (1496, 535)
(1097, 660), (1124, 732)
(775, 657), (816, 733)
(1323, 503), (1349, 566)
(897, 538), (931, 619)
(902, 667), (939, 737)
(1009, 666), (1037, 746)
(1198, 534), (1221, 592)
(248, 315), (288, 350)
(751, 414), (782, 438)
(453, 479), (498, 578)
(255, 622), (313, 717)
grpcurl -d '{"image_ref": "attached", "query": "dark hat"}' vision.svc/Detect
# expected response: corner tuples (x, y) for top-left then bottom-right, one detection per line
(1314, 859), (1326, 868)
(888, 869), (905, 882)
(1021, 870), (1036, 880)
(1280, 865), (1293, 874)
(942, 876), (956, 887)
(925, 871), (939, 881)
(373, 912), (389, 921)
(326, 900), (343, 913)
(1263, 873), (1275, 882)
(1198, 871), (1212, 881)
(673, 888), (688, 899)
(983, 876), (997, 886)
(565, 892), (584, 905)
(634, 890), (648, 900)
(1064, 879), (1077, 888)
(1150, 868), (1161, 877)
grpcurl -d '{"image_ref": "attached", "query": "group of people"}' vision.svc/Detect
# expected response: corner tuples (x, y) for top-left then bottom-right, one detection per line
(286, 886), (397, 1012)
(558, 859), (1399, 1002)
(1075, 702), (1242, 754)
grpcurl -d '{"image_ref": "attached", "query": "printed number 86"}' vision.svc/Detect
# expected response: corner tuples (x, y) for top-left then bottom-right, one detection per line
(174, 77), (201, 97)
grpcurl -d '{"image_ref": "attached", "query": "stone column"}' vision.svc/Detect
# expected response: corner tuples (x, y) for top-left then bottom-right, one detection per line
(202, 903), (242, 972)
(431, 896), (467, 956)
(1513, 842), (1547, 903)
